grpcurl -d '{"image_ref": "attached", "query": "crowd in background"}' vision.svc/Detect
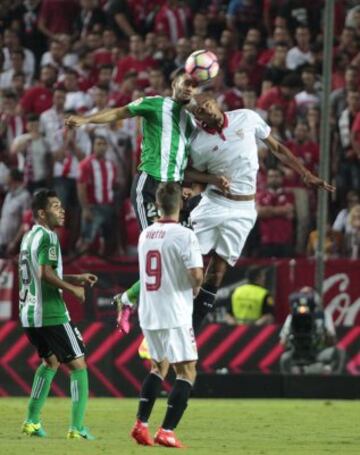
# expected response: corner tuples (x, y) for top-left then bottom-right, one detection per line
(0, 0), (359, 259)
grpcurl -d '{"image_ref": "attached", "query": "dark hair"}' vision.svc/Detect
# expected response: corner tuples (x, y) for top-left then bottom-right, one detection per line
(280, 73), (302, 88)
(31, 189), (58, 219)
(9, 168), (23, 182)
(26, 113), (39, 122)
(246, 266), (266, 283)
(156, 183), (182, 215)
(99, 64), (114, 72)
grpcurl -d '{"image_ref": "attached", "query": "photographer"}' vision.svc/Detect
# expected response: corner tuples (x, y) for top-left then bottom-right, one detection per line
(279, 287), (345, 374)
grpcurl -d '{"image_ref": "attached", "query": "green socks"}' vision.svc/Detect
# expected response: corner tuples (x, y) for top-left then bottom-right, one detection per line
(70, 368), (89, 431)
(127, 280), (140, 303)
(27, 364), (56, 423)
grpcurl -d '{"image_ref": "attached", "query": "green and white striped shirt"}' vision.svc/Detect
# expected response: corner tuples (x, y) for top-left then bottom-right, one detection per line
(128, 96), (196, 182)
(19, 225), (69, 328)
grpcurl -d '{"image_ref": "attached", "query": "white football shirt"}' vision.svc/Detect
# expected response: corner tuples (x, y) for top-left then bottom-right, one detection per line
(138, 221), (203, 330)
(190, 109), (271, 195)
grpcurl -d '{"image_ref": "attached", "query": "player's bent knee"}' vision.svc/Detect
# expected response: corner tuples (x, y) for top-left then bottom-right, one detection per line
(43, 354), (60, 370)
(66, 355), (87, 370)
(151, 359), (169, 379)
(174, 361), (197, 384)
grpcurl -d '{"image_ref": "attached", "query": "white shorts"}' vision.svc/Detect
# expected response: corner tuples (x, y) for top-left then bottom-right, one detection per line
(142, 326), (198, 364)
(190, 193), (257, 266)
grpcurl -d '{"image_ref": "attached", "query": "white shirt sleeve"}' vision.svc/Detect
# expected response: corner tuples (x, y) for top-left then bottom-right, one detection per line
(332, 209), (347, 232)
(180, 230), (203, 270)
(251, 110), (271, 140)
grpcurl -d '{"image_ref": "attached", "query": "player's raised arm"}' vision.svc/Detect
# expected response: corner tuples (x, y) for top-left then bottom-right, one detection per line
(264, 135), (336, 192)
(65, 106), (132, 128)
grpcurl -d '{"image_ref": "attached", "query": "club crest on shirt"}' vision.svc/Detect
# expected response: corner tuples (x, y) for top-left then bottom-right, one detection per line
(235, 129), (244, 139)
(49, 246), (57, 261)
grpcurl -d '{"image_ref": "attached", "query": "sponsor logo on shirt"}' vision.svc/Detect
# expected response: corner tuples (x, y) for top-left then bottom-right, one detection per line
(49, 246), (57, 261)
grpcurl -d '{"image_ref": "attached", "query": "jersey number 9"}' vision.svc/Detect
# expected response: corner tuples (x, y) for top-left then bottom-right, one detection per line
(145, 250), (162, 291)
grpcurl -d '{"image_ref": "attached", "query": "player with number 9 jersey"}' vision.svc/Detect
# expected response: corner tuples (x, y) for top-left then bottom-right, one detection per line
(138, 220), (203, 330)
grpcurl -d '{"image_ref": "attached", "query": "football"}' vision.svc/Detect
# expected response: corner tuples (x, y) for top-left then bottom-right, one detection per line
(185, 50), (219, 83)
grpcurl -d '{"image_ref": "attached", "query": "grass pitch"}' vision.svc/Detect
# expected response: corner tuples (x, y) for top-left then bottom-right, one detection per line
(0, 398), (359, 454)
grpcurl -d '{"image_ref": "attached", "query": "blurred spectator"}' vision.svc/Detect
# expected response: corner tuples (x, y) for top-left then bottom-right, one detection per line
(61, 67), (93, 112)
(333, 190), (360, 235)
(305, 105), (321, 143)
(295, 66), (320, 116)
(286, 25), (313, 70)
(227, 266), (275, 326)
(306, 223), (343, 258)
(154, 0), (191, 45)
(0, 90), (26, 152)
(39, 87), (66, 145)
(331, 65), (360, 121)
(236, 41), (266, 94)
(262, 41), (291, 93)
(0, 49), (32, 90)
(279, 287), (345, 374)
(334, 26), (358, 61)
(114, 34), (157, 89)
(38, 0), (79, 38)
(11, 113), (51, 194)
(110, 70), (137, 108)
(192, 11), (209, 39)
(93, 28), (118, 67)
(218, 69), (248, 111)
(77, 135), (117, 255)
(256, 167), (295, 258)
(7, 0), (46, 63)
(40, 39), (68, 74)
(2, 28), (35, 83)
(20, 64), (58, 115)
(226, 0), (262, 38)
(11, 71), (26, 99)
(0, 168), (31, 257)
(344, 204), (360, 259)
(257, 73), (301, 125)
(144, 68), (167, 96)
(74, 0), (107, 42)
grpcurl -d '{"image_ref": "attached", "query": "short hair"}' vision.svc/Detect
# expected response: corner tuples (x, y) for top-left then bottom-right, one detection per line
(9, 168), (23, 183)
(246, 266), (266, 283)
(156, 183), (182, 215)
(280, 73), (302, 88)
(32, 189), (58, 219)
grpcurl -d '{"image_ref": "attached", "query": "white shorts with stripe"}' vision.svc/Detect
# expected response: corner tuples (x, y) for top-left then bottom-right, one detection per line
(142, 325), (198, 364)
(190, 192), (257, 266)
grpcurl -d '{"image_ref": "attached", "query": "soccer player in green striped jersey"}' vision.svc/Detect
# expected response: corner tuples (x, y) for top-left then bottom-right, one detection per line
(20, 189), (98, 440)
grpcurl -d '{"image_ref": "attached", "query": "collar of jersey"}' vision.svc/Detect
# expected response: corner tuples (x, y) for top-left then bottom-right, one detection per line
(199, 113), (228, 140)
(157, 219), (178, 224)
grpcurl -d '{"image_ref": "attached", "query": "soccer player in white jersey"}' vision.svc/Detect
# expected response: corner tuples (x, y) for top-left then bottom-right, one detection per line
(19, 189), (98, 439)
(130, 182), (203, 448)
(66, 69), (228, 331)
(186, 94), (335, 332)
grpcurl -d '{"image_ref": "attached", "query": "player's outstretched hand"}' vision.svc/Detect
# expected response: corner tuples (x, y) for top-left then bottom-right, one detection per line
(72, 285), (85, 303)
(65, 115), (87, 129)
(78, 273), (98, 287)
(303, 172), (336, 192)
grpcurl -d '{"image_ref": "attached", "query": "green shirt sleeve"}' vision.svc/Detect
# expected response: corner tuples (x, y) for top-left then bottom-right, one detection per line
(127, 96), (162, 119)
(38, 232), (58, 266)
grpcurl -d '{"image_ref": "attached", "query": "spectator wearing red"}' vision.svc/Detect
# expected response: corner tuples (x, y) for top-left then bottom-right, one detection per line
(154, 0), (190, 45)
(285, 122), (319, 187)
(114, 35), (157, 89)
(219, 69), (248, 111)
(20, 64), (57, 115)
(74, 0), (107, 43)
(110, 70), (137, 108)
(234, 41), (266, 94)
(77, 135), (117, 254)
(93, 29), (119, 67)
(257, 73), (301, 125)
(256, 167), (295, 258)
(38, 0), (79, 38)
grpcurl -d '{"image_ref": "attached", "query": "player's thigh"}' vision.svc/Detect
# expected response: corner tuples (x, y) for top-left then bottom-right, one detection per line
(216, 207), (257, 266)
(142, 329), (167, 363)
(41, 322), (85, 364)
(24, 327), (54, 360)
(166, 326), (198, 364)
(190, 197), (223, 254)
(130, 172), (159, 230)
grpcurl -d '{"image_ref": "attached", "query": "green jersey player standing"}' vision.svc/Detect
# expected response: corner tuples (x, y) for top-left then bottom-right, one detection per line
(20, 189), (98, 439)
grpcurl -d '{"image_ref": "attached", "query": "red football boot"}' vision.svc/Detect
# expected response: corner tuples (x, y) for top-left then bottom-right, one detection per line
(154, 428), (186, 448)
(130, 420), (154, 446)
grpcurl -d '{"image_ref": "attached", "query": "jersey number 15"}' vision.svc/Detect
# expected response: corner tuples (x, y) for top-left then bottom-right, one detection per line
(145, 250), (162, 291)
